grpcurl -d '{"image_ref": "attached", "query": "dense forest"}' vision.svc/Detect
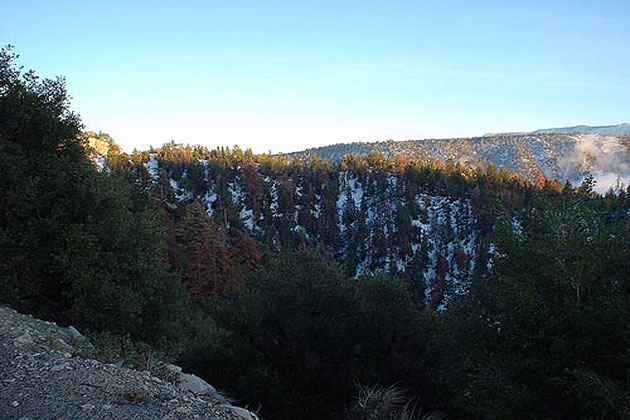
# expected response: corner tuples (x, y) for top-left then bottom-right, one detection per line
(2, 47), (630, 419)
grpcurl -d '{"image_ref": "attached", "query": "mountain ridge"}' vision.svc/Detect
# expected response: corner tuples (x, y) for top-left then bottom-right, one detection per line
(288, 131), (630, 193)
(532, 122), (630, 135)
(483, 122), (630, 136)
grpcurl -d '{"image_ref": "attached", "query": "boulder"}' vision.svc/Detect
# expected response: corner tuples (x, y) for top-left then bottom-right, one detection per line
(220, 404), (260, 420)
(67, 326), (82, 339)
(178, 373), (217, 396)
(164, 364), (182, 375)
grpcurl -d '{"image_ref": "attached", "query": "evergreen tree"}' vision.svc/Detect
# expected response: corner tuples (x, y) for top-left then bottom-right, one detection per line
(0, 47), (193, 347)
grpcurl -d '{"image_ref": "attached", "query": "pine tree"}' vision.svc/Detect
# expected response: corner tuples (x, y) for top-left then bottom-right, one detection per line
(176, 201), (243, 297)
(231, 232), (263, 272)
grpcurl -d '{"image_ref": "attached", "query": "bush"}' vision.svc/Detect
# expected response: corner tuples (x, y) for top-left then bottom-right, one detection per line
(343, 385), (445, 420)
(183, 250), (435, 420)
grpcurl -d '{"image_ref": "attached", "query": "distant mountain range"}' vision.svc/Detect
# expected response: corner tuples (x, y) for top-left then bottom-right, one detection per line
(484, 122), (630, 136)
(288, 124), (630, 192)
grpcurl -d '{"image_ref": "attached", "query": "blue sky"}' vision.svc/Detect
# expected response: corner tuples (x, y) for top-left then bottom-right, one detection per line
(2, 0), (629, 153)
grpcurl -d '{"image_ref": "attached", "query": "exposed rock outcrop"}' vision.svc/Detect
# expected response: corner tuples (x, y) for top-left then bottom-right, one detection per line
(0, 305), (259, 420)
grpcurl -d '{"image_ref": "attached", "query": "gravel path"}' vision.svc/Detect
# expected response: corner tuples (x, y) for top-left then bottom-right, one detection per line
(0, 305), (258, 420)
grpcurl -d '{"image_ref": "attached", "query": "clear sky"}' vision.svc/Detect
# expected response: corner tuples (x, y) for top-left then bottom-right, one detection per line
(2, 0), (629, 153)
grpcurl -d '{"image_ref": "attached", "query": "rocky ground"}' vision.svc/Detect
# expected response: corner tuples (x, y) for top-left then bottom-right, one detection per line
(0, 305), (259, 420)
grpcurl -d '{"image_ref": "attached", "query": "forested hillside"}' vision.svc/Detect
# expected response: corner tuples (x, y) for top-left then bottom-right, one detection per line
(290, 133), (630, 193)
(100, 140), (545, 307)
(3, 47), (630, 419)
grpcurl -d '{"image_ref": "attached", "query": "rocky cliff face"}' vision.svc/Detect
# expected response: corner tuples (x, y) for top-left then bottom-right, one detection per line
(0, 305), (259, 420)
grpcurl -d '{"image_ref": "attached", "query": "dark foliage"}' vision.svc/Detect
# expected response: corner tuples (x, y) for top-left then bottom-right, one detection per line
(435, 181), (630, 419)
(0, 46), (200, 350)
(181, 250), (433, 420)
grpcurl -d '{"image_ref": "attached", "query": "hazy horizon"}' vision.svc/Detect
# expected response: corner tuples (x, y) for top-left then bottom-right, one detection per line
(2, 0), (629, 154)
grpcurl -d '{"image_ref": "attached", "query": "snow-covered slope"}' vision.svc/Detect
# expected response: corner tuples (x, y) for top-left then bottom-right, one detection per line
(149, 159), (479, 307)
